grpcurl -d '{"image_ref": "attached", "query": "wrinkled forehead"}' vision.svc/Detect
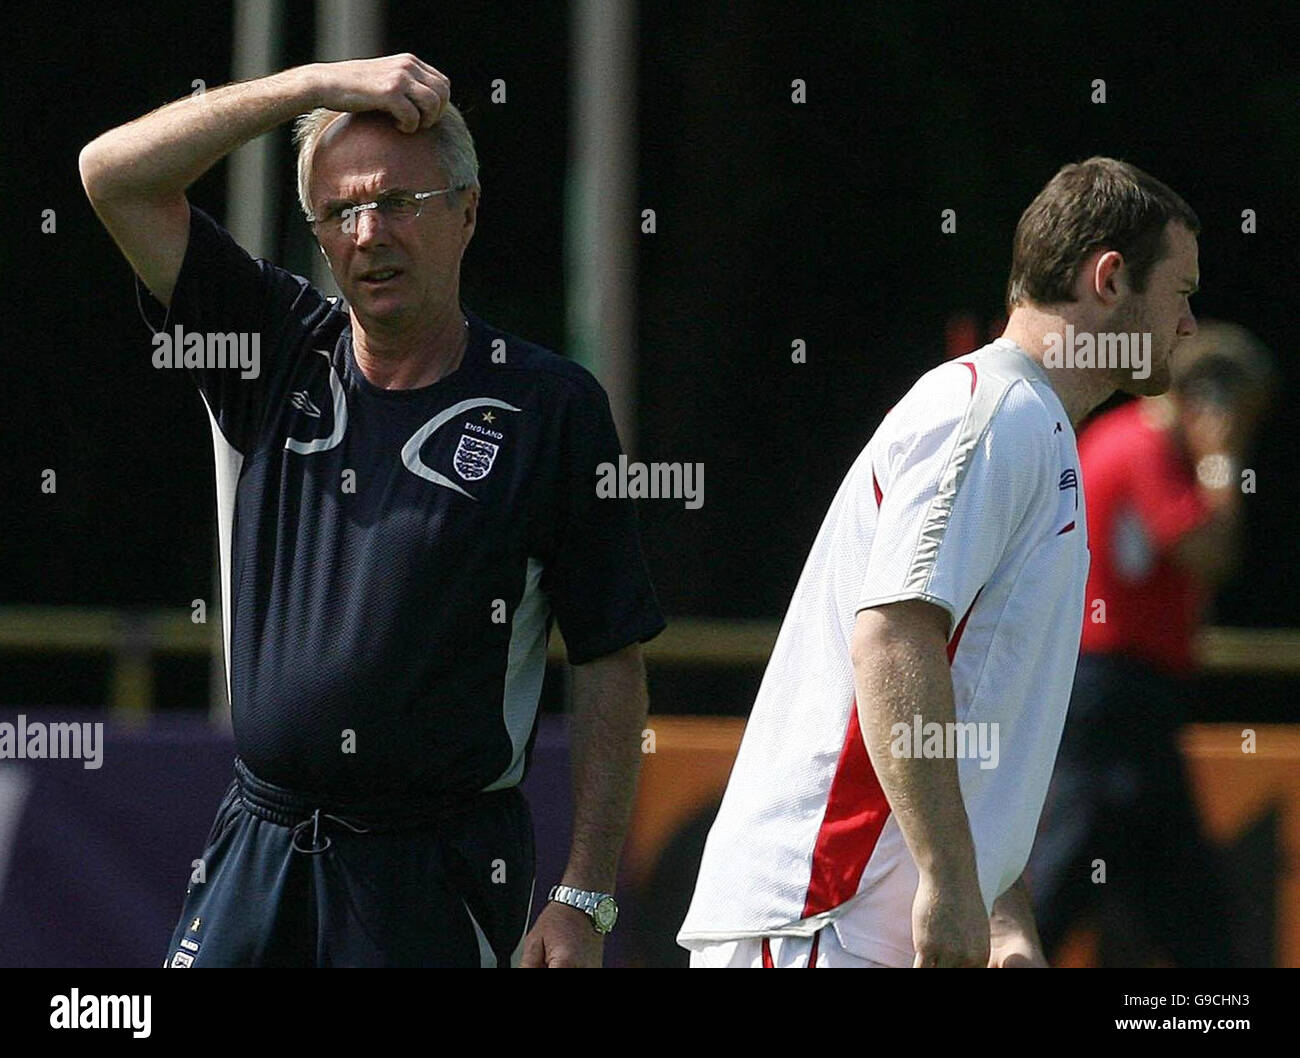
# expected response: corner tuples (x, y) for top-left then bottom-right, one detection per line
(311, 112), (443, 196)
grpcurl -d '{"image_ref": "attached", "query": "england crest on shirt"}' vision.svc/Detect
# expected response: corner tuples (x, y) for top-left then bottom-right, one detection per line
(454, 434), (499, 481)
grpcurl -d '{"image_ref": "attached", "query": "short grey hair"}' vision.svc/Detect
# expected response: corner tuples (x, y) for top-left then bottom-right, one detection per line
(292, 102), (480, 218)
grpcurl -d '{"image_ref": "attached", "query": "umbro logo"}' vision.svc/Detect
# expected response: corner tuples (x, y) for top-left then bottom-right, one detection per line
(289, 390), (322, 418)
(286, 352), (346, 455)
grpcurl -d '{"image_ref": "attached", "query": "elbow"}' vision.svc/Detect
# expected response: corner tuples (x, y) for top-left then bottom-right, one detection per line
(78, 141), (105, 201)
(78, 138), (118, 203)
(849, 613), (878, 674)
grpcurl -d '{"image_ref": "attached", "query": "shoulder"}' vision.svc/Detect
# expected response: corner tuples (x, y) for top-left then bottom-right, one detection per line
(190, 205), (343, 328)
(471, 312), (610, 407)
(885, 351), (1057, 446)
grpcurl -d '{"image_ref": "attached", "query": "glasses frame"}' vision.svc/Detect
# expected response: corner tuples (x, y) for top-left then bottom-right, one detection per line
(307, 186), (460, 233)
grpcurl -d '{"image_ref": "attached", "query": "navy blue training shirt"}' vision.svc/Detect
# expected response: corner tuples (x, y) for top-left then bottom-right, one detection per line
(137, 205), (665, 801)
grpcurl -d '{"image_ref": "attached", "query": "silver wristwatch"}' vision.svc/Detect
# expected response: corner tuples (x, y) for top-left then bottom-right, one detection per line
(548, 884), (619, 935)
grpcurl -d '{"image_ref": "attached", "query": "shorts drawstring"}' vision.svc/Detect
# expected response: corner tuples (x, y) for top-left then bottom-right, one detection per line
(289, 808), (372, 854)
(232, 757), (502, 843)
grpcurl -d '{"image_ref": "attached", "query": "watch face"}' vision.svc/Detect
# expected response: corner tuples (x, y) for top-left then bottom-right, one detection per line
(593, 897), (618, 932)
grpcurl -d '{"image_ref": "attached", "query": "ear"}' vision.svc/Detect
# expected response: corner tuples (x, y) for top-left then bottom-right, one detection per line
(460, 187), (480, 250)
(1091, 248), (1127, 305)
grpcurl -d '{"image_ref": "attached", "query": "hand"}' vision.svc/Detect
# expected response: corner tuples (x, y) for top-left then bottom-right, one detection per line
(519, 901), (604, 968)
(988, 937), (1048, 968)
(987, 877), (1047, 967)
(309, 54), (451, 133)
(1182, 399), (1247, 463)
(911, 870), (990, 967)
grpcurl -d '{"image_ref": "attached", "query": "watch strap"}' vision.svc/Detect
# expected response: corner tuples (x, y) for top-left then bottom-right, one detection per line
(548, 884), (617, 933)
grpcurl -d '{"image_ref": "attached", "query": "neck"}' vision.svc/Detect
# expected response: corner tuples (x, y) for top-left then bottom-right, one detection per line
(351, 299), (468, 390)
(999, 306), (1118, 427)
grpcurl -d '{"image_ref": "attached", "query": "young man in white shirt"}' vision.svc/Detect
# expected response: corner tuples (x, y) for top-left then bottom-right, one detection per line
(679, 157), (1201, 968)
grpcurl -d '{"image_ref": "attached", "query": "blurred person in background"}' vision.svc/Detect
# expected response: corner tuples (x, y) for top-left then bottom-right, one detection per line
(1027, 320), (1276, 967)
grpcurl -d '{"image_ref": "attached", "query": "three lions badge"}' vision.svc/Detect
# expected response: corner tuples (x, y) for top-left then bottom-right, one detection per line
(453, 435), (499, 482)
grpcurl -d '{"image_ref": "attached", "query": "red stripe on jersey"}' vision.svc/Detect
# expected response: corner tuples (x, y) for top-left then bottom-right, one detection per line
(800, 700), (891, 919)
(761, 937), (774, 968)
(800, 592), (983, 922)
(872, 469), (883, 508)
(1056, 521), (1075, 535)
(961, 361), (978, 395)
(947, 588), (982, 664)
(808, 931), (821, 967)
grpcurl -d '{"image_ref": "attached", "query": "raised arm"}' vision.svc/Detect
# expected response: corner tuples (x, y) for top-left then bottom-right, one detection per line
(851, 599), (990, 967)
(78, 54), (450, 305)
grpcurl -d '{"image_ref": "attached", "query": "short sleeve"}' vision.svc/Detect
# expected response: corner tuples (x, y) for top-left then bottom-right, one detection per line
(540, 381), (666, 665)
(134, 204), (334, 454)
(857, 375), (1047, 632)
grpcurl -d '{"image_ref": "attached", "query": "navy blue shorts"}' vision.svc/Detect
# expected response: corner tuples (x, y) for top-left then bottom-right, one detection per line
(164, 759), (535, 967)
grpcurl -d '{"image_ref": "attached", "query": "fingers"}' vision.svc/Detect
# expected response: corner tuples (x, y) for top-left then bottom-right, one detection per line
(387, 54), (449, 131)
(519, 929), (546, 968)
(384, 94), (423, 135)
(915, 947), (986, 968)
(402, 78), (446, 131)
(409, 60), (451, 126)
(519, 932), (580, 967)
(329, 54), (451, 132)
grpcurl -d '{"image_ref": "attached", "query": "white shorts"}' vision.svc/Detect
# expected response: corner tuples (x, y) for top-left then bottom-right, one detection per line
(688, 929), (892, 968)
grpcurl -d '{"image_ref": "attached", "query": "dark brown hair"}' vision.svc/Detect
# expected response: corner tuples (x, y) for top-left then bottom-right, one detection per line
(1006, 157), (1200, 313)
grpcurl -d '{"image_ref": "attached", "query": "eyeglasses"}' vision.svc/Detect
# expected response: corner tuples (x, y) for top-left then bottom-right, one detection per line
(307, 187), (461, 236)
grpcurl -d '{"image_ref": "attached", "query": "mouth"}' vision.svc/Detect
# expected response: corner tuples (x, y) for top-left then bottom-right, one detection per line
(357, 268), (403, 287)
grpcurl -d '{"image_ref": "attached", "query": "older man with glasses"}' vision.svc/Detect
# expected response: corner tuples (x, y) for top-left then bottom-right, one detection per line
(79, 53), (664, 968)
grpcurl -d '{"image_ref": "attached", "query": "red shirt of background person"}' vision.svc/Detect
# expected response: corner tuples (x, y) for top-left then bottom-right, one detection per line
(1079, 320), (1274, 676)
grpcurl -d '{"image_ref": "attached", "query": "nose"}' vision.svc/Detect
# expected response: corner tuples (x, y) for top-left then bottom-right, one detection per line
(352, 205), (387, 245)
(1179, 306), (1197, 339)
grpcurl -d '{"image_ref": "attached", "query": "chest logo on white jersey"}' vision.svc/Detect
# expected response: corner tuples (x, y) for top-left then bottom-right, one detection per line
(401, 397), (521, 499)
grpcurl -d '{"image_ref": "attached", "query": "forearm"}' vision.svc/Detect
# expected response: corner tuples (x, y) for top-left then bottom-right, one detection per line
(1185, 456), (1244, 585)
(564, 644), (649, 891)
(79, 65), (322, 201)
(852, 607), (979, 887)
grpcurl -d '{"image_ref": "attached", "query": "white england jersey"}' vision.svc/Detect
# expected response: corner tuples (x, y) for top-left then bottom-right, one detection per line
(678, 339), (1090, 967)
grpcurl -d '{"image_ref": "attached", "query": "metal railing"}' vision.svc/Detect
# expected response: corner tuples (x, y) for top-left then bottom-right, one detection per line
(1, 606), (1298, 716)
